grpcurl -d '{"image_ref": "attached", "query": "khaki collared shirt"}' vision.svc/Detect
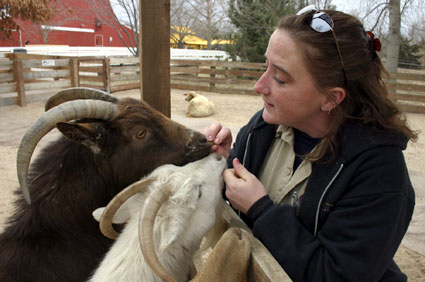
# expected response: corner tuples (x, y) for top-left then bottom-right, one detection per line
(258, 125), (313, 205)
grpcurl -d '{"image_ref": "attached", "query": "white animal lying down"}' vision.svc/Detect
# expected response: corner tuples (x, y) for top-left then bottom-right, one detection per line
(184, 91), (215, 117)
(89, 153), (228, 282)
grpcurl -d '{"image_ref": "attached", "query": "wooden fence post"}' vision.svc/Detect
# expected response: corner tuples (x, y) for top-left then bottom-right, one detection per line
(13, 58), (26, 107)
(70, 58), (79, 87)
(210, 65), (216, 92)
(140, 0), (171, 117)
(103, 58), (111, 93)
(387, 72), (397, 93)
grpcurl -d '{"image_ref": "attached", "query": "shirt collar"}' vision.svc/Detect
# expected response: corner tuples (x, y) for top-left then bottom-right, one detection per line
(275, 125), (294, 145)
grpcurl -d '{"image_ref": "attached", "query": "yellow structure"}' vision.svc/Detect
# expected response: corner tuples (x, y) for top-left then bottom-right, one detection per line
(170, 26), (232, 50)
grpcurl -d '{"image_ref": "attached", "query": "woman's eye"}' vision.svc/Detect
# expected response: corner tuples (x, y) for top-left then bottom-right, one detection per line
(136, 130), (146, 139)
(274, 77), (286, 84)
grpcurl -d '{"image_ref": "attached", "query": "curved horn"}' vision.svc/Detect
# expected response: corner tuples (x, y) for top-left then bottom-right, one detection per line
(139, 185), (177, 282)
(99, 177), (157, 239)
(45, 87), (119, 111)
(17, 100), (119, 204)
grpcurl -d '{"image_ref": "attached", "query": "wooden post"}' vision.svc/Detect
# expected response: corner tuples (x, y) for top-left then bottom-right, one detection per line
(70, 58), (79, 87)
(139, 0), (171, 117)
(221, 205), (292, 281)
(103, 58), (111, 93)
(13, 58), (26, 107)
(210, 65), (216, 92)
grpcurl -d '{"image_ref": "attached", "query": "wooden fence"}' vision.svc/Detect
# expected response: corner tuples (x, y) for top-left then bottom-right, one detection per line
(1, 53), (424, 114)
(221, 204), (292, 281)
(170, 59), (264, 95)
(388, 71), (425, 114)
(0, 53), (139, 106)
(170, 60), (425, 114)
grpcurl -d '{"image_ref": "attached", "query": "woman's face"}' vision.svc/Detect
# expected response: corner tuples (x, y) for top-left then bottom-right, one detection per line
(254, 29), (329, 136)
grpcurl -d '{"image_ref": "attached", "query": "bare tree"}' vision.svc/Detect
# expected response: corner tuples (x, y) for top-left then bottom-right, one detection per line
(19, 1), (73, 44)
(408, 21), (425, 44)
(23, 23), (60, 44)
(401, 0), (425, 44)
(386, 0), (401, 73)
(86, 0), (232, 53)
(88, 0), (139, 56)
(186, 0), (232, 49)
(0, 0), (56, 40)
(311, 0), (335, 9)
(170, 0), (197, 48)
(340, 0), (421, 72)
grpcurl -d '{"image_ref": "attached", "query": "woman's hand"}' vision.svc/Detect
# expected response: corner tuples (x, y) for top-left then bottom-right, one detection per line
(224, 158), (267, 214)
(201, 122), (232, 159)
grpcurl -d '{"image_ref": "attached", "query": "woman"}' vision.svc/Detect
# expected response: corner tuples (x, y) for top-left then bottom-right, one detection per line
(202, 7), (417, 282)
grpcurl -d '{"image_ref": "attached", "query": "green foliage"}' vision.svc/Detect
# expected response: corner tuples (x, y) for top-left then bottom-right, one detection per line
(398, 36), (423, 69)
(226, 0), (298, 62)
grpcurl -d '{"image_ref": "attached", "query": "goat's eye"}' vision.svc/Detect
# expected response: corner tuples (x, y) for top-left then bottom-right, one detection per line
(136, 130), (146, 139)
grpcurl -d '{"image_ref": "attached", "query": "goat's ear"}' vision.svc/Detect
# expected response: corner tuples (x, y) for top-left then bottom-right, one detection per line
(184, 93), (190, 101)
(92, 205), (131, 224)
(158, 180), (201, 252)
(92, 207), (104, 222)
(184, 92), (195, 101)
(111, 199), (133, 224)
(57, 122), (103, 154)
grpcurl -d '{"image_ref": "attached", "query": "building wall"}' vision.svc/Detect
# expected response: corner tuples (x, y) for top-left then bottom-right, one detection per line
(0, 0), (137, 48)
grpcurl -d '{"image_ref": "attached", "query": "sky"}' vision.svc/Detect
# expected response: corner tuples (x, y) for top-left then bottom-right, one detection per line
(112, 0), (423, 40)
(332, 0), (358, 12)
(327, 0), (424, 39)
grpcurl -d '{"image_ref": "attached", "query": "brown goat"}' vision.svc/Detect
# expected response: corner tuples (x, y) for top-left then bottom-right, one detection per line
(0, 88), (212, 282)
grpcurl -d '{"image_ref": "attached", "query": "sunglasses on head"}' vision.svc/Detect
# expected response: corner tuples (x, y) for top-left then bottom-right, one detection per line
(297, 5), (347, 84)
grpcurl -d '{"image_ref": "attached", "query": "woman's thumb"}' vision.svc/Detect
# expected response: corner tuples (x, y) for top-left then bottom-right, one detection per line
(233, 158), (249, 179)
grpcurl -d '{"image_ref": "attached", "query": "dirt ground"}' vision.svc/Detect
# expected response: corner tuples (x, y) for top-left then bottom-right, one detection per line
(1, 88), (425, 280)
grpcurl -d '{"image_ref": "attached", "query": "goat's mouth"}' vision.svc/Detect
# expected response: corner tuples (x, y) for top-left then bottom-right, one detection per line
(185, 140), (213, 160)
(183, 129), (213, 160)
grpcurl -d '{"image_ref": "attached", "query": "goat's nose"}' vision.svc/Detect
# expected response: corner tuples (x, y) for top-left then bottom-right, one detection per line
(198, 135), (208, 144)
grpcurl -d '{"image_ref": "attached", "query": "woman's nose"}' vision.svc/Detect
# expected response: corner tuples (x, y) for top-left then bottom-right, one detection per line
(254, 72), (270, 95)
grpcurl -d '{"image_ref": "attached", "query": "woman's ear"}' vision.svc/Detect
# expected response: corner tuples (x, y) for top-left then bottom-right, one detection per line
(321, 87), (346, 112)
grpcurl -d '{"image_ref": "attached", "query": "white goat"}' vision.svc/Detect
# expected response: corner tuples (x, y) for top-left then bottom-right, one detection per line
(89, 153), (227, 282)
(184, 91), (215, 117)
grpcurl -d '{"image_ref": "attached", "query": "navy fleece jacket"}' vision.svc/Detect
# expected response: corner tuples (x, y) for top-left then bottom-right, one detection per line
(227, 110), (415, 282)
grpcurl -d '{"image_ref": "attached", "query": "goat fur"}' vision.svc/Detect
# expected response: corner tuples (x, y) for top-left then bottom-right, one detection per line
(89, 153), (227, 282)
(0, 97), (211, 282)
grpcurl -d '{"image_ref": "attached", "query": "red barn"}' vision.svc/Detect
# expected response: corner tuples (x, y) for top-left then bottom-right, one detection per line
(1, 0), (137, 48)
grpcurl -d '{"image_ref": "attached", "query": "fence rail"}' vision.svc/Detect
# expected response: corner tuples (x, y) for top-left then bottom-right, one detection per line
(388, 71), (425, 114)
(1, 53), (424, 114)
(170, 59), (264, 95)
(0, 46), (232, 60)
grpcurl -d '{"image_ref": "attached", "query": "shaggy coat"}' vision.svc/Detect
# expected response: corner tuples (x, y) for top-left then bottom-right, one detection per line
(0, 97), (211, 282)
(89, 154), (227, 282)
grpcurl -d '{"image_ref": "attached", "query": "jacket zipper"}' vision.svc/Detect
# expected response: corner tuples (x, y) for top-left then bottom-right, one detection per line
(238, 133), (252, 217)
(242, 133), (252, 166)
(314, 163), (344, 237)
(243, 128), (344, 237)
